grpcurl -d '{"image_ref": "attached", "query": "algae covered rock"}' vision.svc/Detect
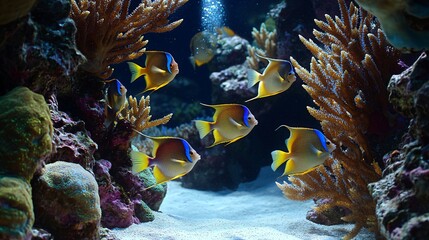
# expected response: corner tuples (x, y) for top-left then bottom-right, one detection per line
(33, 161), (101, 240)
(369, 52), (429, 239)
(0, 87), (53, 181)
(0, 176), (34, 240)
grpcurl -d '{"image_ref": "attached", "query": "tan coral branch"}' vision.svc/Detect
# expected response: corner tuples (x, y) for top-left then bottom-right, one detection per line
(280, 0), (401, 239)
(120, 95), (172, 136)
(70, 0), (188, 79)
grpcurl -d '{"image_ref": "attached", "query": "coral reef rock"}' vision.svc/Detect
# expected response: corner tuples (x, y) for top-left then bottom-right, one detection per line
(0, 0), (37, 25)
(0, 87), (53, 181)
(0, 0), (84, 97)
(0, 177), (34, 239)
(209, 35), (250, 72)
(210, 64), (256, 103)
(356, 0), (429, 52)
(369, 52), (429, 239)
(47, 95), (97, 171)
(94, 160), (137, 228)
(33, 161), (101, 240)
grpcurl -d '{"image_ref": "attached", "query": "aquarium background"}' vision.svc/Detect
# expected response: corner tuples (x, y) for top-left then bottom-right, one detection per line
(112, 0), (320, 183)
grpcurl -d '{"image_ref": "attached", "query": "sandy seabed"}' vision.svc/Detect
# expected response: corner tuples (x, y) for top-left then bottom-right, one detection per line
(113, 167), (374, 240)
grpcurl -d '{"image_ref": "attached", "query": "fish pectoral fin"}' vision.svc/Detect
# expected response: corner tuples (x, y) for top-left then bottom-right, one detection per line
(171, 158), (187, 166)
(228, 117), (244, 129)
(311, 145), (325, 158)
(151, 65), (167, 74)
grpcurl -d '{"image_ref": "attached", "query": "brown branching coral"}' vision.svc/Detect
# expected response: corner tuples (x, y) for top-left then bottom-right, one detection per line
(70, 0), (188, 79)
(246, 23), (277, 70)
(278, 0), (401, 239)
(120, 95), (172, 136)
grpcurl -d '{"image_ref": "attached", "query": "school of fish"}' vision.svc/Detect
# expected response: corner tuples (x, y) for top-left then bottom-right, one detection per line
(102, 27), (335, 188)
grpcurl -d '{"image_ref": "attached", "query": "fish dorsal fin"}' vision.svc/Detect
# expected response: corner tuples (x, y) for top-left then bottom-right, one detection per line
(148, 136), (179, 157)
(200, 103), (238, 122)
(151, 65), (166, 74)
(171, 158), (187, 166)
(229, 117), (244, 129)
(283, 125), (298, 151)
(133, 131), (177, 157)
(256, 53), (293, 79)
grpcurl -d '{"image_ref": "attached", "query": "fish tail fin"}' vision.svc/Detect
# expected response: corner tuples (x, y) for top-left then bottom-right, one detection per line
(127, 62), (146, 83)
(271, 150), (290, 171)
(130, 148), (151, 174)
(194, 120), (212, 139)
(247, 68), (261, 88)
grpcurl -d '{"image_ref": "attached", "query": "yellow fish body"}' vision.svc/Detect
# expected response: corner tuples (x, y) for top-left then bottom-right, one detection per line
(189, 31), (217, 68)
(246, 54), (296, 102)
(271, 125), (336, 176)
(216, 26), (236, 37)
(194, 103), (258, 147)
(127, 51), (179, 94)
(104, 79), (127, 127)
(130, 135), (201, 189)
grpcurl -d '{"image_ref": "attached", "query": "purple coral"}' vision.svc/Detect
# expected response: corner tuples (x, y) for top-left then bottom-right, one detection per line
(94, 160), (137, 228)
(47, 95), (98, 170)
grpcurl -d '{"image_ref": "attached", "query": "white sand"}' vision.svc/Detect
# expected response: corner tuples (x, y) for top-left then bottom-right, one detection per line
(113, 167), (374, 240)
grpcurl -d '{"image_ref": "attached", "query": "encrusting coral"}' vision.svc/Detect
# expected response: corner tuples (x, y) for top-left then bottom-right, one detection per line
(33, 161), (101, 240)
(0, 87), (53, 239)
(70, 0), (188, 79)
(277, 0), (402, 239)
(0, 87), (53, 182)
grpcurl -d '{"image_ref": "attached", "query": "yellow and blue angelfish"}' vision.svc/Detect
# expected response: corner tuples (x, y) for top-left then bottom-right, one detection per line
(246, 54), (296, 102)
(215, 26), (236, 37)
(130, 134), (201, 189)
(189, 31), (217, 68)
(194, 103), (258, 147)
(271, 125), (336, 176)
(104, 79), (127, 127)
(127, 51), (179, 94)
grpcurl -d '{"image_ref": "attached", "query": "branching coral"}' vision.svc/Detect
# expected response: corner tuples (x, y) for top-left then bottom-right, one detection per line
(70, 0), (188, 79)
(120, 95), (172, 136)
(246, 23), (277, 70)
(277, 0), (401, 239)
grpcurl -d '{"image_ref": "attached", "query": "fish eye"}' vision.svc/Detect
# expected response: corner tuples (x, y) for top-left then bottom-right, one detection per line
(190, 151), (194, 155)
(326, 141), (331, 145)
